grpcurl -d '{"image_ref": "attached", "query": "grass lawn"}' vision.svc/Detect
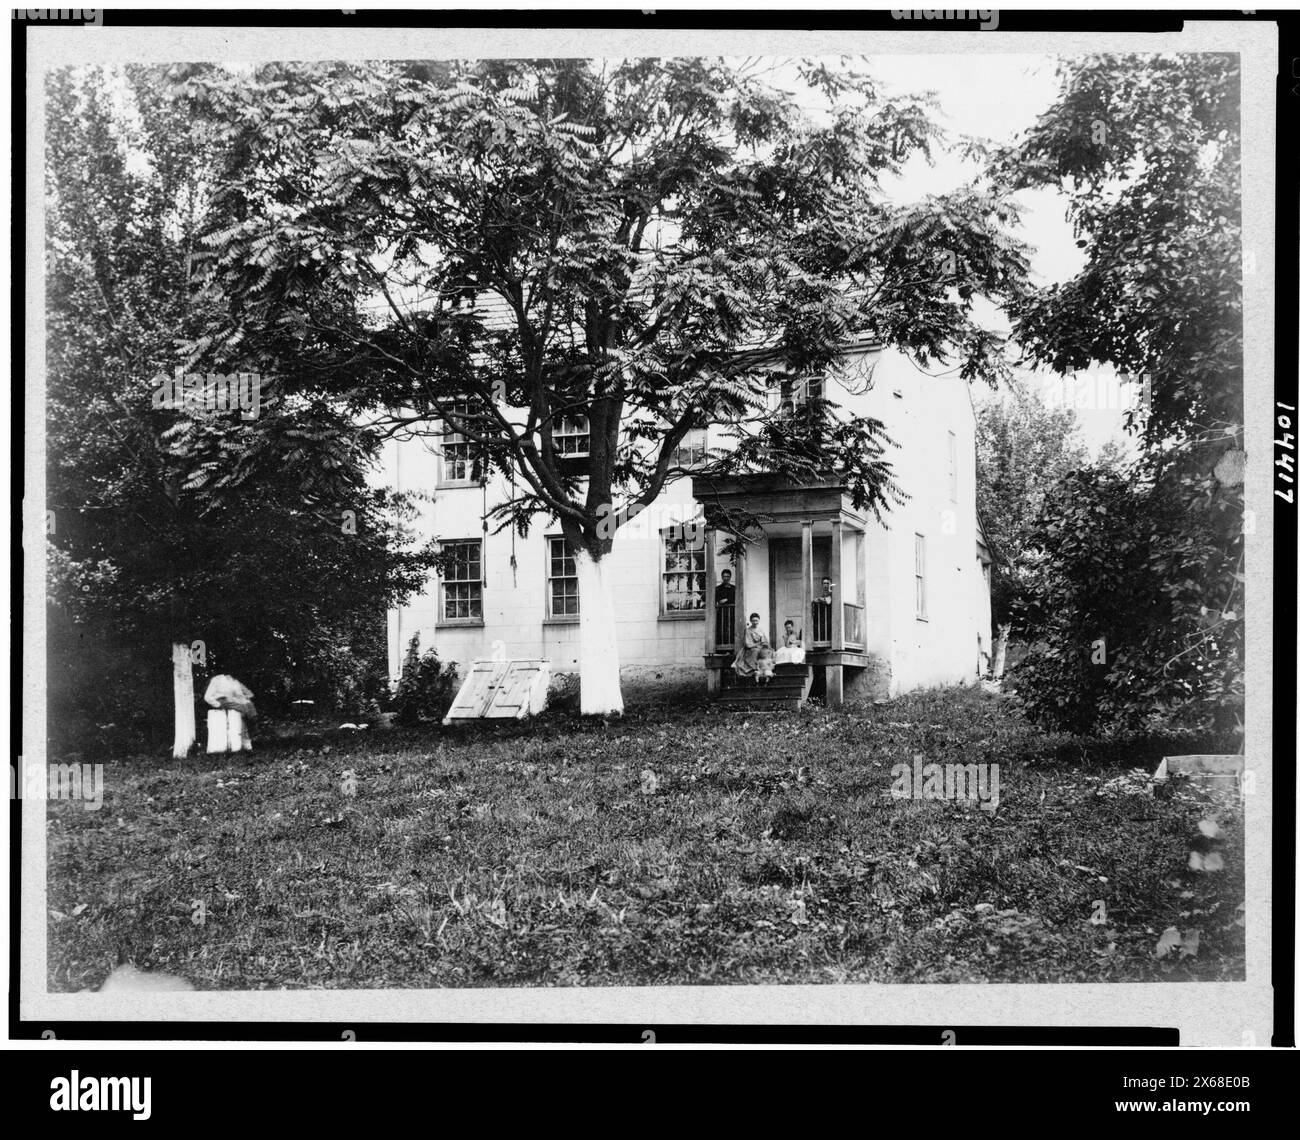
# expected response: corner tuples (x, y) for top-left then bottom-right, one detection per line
(47, 687), (1246, 989)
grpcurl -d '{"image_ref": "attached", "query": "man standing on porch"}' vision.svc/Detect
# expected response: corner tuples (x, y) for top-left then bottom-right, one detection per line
(715, 568), (737, 648)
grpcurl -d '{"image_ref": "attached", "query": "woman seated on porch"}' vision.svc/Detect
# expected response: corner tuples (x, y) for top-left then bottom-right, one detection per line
(774, 620), (805, 666)
(731, 612), (771, 679)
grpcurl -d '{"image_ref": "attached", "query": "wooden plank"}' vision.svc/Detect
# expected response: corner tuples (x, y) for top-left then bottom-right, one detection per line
(446, 659), (551, 722)
(703, 526), (717, 655)
(206, 709), (250, 753)
(485, 661), (547, 719)
(801, 520), (814, 654)
(526, 660), (551, 715)
(444, 660), (510, 721)
(733, 543), (744, 636)
(1153, 754), (1244, 800)
(172, 642), (195, 759)
(830, 519), (844, 651)
(1154, 754), (1244, 781)
(206, 709), (230, 754)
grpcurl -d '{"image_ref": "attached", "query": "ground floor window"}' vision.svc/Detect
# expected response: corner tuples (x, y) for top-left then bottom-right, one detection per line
(547, 536), (580, 617)
(661, 528), (705, 614)
(440, 539), (483, 622)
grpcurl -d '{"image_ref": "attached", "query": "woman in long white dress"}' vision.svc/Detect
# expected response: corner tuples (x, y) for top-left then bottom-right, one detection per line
(774, 620), (805, 665)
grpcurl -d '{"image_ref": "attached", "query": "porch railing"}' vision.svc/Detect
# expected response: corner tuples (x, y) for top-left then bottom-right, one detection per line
(715, 603), (736, 650)
(843, 602), (864, 649)
(812, 600), (832, 646)
(812, 601), (863, 650)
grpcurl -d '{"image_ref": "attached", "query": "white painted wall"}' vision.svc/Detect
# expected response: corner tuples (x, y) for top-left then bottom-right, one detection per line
(850, 354), (991, 693)
(384, 439), (707, 677)
(383, 347), (991, 693)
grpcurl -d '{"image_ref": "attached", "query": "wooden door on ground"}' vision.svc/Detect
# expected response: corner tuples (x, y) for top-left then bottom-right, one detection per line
(445, 660), (511, 720)
(484, 661), (548, 719)
(769, 537), (829, 647)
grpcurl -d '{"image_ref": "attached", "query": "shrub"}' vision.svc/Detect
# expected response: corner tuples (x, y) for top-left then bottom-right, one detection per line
(390, 634), (459, 725)
(1010, 465), (1242, 738)
(283, 634), (390, 722)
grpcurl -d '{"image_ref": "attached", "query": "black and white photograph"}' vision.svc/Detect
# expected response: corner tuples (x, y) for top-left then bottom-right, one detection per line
(13, 9), (1289, 1065)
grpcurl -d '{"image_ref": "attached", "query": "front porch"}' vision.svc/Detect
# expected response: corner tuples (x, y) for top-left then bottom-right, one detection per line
(693, 474), (877, 709)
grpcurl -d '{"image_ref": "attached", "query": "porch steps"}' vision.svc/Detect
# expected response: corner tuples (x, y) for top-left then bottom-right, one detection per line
(715, 664), (813, 712)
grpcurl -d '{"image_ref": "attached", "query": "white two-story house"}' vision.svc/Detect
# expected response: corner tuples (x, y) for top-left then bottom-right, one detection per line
(381, 343), (992, 708)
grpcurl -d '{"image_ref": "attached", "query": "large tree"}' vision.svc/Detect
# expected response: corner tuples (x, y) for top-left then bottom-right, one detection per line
(180, 57), (1031, 714)
(45, 66), (437, 755)
(995, 53), (1244, 733)
(974, 385), (1090, 629)
(1001, 54), (1242, 455)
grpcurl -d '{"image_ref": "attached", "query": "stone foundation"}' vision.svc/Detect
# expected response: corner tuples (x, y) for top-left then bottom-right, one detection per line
(843, 655), (892, 706)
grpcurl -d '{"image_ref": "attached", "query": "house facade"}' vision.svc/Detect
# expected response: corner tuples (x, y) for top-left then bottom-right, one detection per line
(381, 345), (992, 706)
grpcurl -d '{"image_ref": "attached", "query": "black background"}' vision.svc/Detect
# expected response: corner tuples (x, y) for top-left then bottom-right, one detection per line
(9, 5), (1297, 1088)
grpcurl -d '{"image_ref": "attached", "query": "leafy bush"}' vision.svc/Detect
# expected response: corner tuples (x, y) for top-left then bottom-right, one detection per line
(390, 634), (459, 726)
(975, 389), (1093, 629)
(1010, 464), (1242, 738)
(271, 626), (391, 722)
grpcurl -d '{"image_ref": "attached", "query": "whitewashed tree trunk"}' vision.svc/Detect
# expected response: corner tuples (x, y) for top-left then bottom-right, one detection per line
(171, 641), (196, 758)
(574, 547), (624, 716)
(993, 623), (1010, 680)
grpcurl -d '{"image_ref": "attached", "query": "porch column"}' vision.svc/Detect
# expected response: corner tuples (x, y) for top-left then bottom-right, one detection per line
(801, 519), (814, 651)
(856, 527), (867, 608)
(831, 518), (844, 652)
(826, 664), (844, 707)
(733, 538), (744, 625)
(703, 526), (717, 656)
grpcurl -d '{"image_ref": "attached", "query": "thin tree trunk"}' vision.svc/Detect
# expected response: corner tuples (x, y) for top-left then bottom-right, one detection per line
(172, 641), (196, 758)
(574, 547), (624, 716)
(993, 623), (1010, 680)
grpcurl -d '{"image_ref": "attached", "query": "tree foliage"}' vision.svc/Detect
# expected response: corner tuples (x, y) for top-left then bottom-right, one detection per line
(169, 56), (1032, 712)
(999, 53), (1242, 453)
(974, 386), (1090, 627)
(44, 66), (438, 745)
(177, 57), (1030, 551)
(996, 54), (1244, 735)
(1011, 466), (1242, 737)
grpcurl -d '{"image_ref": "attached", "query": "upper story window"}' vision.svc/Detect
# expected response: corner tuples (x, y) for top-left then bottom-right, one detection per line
(669, 426), (708, 469)
(439, 539), (483, 623)
(553, 415), (590, 457)
(772, 374), (825, 413)
(438, 400), (478, 486)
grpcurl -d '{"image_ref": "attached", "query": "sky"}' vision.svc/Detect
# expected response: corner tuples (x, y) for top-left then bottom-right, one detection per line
(864, 53), (1137, 458)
